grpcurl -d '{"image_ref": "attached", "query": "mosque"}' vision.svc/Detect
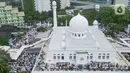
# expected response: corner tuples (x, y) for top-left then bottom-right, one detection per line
(45, 1), (117, 64)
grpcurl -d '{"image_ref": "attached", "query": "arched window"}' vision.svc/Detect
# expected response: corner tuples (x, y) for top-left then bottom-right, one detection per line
(62, 56), (64, 60)
(82, 34), (84, 36)
(72, 33), (74, 36)
(78, 34), (80, 37)
(53, 56), (56, 59)
(90, 56), (93, 59)
(75, 34), (77, 37)
(107, 56), (109, 59)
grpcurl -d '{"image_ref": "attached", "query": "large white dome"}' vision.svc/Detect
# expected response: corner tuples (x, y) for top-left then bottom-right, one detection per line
(69, 13), (89, 32)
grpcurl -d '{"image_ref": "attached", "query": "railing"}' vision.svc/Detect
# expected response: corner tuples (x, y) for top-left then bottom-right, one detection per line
(10, 31), (53, 60)
(117, 52), (130, 66)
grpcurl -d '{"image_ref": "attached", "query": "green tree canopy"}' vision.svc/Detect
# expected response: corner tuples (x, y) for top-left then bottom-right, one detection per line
(99, 7), (115, 25)
(108, 23), (124, 33)
(19, 71), (28, 73)
(99, 7), (130, 25)
(0, 60), (10, 73)
(81, 9), (97, 25)
(23, 0), (35, 14)
(0, 37), (9, 46)
(0, 49), (11, 73)
(58, 15), (72, 26)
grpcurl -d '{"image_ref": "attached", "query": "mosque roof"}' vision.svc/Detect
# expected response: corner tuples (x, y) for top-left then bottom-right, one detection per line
(49, 27), (115, 51)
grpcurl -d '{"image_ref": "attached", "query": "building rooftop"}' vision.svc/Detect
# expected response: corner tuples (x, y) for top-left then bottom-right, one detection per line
(0, 2), (6, 6)
(18, 12), (25, 16)
(5, 5), (12, 10)
(11, 8), (19, 13)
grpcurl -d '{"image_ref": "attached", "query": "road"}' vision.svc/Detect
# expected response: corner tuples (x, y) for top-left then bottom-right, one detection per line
(71, 0), (111, 9)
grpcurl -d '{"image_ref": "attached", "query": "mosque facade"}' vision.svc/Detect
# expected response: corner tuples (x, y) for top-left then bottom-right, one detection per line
(45, 1), (117, 64)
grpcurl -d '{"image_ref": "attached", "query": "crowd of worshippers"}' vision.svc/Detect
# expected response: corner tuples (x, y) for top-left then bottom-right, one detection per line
(126, 40), (130, 44)
(35, 61), (130, 71)
(34, 50), (46, 71)
(122, 53), (130, 63)
(9, 48), (40, 73)
(11, 28), (38, 49)
(116, 32), (130, 38)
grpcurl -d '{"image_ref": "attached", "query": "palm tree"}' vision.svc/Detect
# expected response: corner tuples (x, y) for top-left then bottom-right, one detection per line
(0, 59), (10, 73)
(19, 71), (28, 73)
(0, 49), (11, 73)
(0, 49), (11, 63)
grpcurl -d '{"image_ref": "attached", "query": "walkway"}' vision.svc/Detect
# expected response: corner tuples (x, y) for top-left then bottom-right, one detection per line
(107, 37), (130, 53)
(9, 30), (53, 60)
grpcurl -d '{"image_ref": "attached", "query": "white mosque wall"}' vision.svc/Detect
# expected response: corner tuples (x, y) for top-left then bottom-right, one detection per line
(46, 50), (117, 64)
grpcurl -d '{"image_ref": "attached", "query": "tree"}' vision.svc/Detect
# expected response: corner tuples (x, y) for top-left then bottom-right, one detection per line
(23, 0), (35, 14)
(82, 9), (96, 25)
(58, 15), (72, 26)
(19, 71), (28, 73)
(108, 23), (124, 33)
(99, 7), (130, 26)
(115, 8), (130, 25)
(0, 49), (11, 63)
(0, 37), (9, 46)
(57, 9), (66, 15)
(0, 60), (10, 73)
(105, 23), (124, 36)
(0, 49), (11, 73)
(99, 7), (116, 25)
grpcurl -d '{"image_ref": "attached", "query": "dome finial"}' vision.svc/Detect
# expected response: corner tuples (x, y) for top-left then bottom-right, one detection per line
(52, 1), (57, 6)
(77, 9), (82, 15)
(93, 20), (99, 28)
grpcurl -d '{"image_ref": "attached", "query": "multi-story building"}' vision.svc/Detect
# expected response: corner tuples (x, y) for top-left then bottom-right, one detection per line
(60, 0), (70, 9)
(34, 0), (70, 13)
(96, 0), (113, 4)
(0, 2), (25, 27)
(35, 0), (51, 12)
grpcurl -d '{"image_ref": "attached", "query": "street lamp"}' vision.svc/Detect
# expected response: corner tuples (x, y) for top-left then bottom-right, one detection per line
(95, 4), (100, 20)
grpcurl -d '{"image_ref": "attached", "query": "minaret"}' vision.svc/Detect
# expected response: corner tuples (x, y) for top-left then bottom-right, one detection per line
(52, 1), (57, 28)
